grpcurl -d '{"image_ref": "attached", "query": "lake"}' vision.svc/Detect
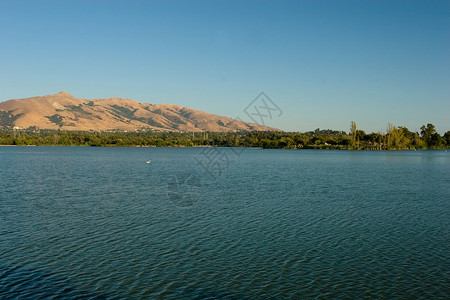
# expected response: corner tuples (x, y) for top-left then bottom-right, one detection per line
(0, 147), (449, 299)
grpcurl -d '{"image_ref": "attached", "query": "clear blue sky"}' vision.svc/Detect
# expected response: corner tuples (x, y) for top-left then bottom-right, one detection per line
(1, 0), (449, 133)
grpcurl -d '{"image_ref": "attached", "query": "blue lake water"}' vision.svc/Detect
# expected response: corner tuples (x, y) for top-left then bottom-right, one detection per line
(0, 146), (449, 299)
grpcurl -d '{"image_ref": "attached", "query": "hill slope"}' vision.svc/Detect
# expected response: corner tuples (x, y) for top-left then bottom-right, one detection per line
(0, 91), (278, 132)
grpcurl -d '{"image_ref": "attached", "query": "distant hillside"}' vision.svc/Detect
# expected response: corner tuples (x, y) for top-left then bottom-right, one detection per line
(0, 91), (279, 132)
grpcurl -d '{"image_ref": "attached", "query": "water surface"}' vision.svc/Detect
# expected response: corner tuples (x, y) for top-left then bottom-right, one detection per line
(1, 147), (449, 299)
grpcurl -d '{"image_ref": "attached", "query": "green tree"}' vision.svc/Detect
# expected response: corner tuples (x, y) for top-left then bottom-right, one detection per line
(443, 131), (450, 147)
(420, 123), (435, 140)
(391, 127), (405, 149)
(350, 121), (357, 148)
(420, 123), (443, 148)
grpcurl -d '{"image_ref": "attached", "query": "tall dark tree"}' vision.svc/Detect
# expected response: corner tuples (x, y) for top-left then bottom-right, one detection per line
(420, 123), (442, 148)
(443, 131), (450, 146)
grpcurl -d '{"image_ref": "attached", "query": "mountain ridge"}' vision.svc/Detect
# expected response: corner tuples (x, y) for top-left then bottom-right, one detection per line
(0, 92), (279, 132)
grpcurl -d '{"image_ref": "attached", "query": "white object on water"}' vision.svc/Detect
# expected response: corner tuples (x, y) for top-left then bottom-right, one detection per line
(146, 159), (151, 164)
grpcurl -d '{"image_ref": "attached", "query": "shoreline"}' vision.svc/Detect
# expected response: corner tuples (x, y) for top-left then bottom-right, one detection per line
(0, 144), (448, 151)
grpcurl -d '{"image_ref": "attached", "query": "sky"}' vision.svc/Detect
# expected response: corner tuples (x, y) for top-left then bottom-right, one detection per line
(0, 0), (449, 133)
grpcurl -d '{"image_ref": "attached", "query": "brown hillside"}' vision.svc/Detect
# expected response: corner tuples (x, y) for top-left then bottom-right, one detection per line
(0, 91), (279, 132)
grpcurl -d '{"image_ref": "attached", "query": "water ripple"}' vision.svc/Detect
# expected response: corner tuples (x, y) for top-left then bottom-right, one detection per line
(1, 147), (449, 299)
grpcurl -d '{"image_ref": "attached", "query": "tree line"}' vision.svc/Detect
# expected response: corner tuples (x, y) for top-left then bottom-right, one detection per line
(0, 123), (449, 150)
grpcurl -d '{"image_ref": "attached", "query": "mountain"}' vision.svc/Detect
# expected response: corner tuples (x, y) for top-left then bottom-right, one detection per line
(0, 91), (279, 132)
